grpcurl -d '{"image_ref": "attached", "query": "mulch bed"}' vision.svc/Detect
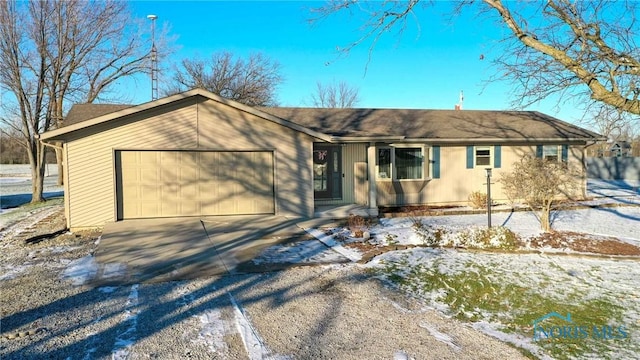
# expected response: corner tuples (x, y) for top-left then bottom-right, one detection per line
(528, 231), (640, 256)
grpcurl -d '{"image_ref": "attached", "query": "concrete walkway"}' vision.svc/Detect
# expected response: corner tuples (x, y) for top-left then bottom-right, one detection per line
(94, 215), (349, 284)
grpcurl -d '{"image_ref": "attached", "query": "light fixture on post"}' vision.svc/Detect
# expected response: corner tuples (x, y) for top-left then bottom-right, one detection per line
(485, 168), (492, 228)
(147, 14), (158, 101)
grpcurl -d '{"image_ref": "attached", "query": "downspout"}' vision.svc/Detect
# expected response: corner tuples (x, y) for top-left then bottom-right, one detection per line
(367, 143), (378, 216)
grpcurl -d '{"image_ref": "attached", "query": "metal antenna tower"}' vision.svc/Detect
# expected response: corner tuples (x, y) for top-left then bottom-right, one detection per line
(147, 14), (158, 101)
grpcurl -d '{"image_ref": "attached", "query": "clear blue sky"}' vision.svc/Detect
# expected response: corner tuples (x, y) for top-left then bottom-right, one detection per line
(125, 1), (586, 125)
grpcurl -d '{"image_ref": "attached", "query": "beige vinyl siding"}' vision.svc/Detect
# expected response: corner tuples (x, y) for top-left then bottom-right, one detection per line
(196, 99), (315, 218)
(376, 143), (587, 206)
(66, 99), (198, 228)
(65, 97), (315, 229)
(315, 143), (367, 206)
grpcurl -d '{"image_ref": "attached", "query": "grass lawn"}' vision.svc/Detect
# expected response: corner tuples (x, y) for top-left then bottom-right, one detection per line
(368, 248), (639, 359)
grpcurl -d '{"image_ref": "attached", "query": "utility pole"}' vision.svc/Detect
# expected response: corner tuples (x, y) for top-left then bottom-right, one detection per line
(147, 14), (158, 101)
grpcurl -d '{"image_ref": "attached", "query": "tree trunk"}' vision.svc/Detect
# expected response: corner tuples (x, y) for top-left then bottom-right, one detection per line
(540, 202), (552, 232)
(28, 138), (46, 203)
(55, 145), (64, 186)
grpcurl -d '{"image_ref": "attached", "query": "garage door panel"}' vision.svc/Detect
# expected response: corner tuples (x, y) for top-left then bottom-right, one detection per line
(118, 150), (274, 219)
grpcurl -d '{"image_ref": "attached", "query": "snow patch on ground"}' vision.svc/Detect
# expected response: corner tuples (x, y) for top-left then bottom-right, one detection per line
(303, 228), (361, 262)
(419, 323), (460, 351)
(197, 309), (229, 354)
(0, 264), (30, 281)
(252, 238), (349, 265)
(61, 255), (97, 285)
(101, 262), (127, 280)
(472, 321), (553, 360)
(98, 286), (118, 294)
(393, 350), (412, 360)
(46, 245), (80, 254)
(112, 284), (139, 360)
(82, 314), (105, 360)
(0, 206), (61, 239)
(228, 292), (289, 360)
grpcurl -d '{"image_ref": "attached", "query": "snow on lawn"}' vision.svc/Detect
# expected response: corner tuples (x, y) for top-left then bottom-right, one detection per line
(367, 248), (640, 359)
(361, 206), (640, 359)
(587, 179), (640, 198)
(371, 206), (640, 245)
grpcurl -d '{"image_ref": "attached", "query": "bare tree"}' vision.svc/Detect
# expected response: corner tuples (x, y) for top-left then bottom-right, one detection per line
(583, 104), (638, 142)
(0, 127), (28, 164)
(164, 52), (283, 106)
(310, 81), (360, 108)
(500, 156), (579, 232)
(310, 1), (640, 123)
(0, 0), (155, 203)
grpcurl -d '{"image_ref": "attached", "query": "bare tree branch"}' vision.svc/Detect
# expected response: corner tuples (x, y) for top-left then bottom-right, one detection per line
(310, 0), (425, 72)
(0, 0), (158, 202)
(310, 0), (640, 124)
(164, 52), (283, 107)
(309, 80), (360, 108)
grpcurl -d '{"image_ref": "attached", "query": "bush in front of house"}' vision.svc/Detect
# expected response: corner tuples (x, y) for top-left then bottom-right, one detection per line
(443, 226), (520, 250)
(412, 220), (519, 250)
(411, 220), (448, 246)
(468, 191), (488, 209)
(348, 214), (370, 238)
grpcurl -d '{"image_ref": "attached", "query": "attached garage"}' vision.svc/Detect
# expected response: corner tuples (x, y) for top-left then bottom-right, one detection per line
(116, 150), (275, 219)
(41, 89), (328, 230)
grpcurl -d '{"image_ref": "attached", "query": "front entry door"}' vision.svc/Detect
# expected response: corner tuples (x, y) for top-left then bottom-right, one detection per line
(313, 145), (342, 199)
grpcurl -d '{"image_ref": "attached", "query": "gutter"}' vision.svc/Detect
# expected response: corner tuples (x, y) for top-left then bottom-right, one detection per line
(328, 136), (607, 144)
(36, 134), (64, 150)
(329, 136), (406, 143)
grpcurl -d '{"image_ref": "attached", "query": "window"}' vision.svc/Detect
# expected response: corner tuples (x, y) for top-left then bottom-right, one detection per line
(537, 144), (568, 163)
(396, 148), (422, 179)
(377, 147), (424, 180)
(377, 148), (391, 178)
(475, 146), (491, 166)
(543, 145), (559, 162)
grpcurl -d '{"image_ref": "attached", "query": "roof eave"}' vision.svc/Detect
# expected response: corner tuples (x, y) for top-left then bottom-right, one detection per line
(329, 136), (406, 143)
(424, 137), (608, 144)
(40, 90), (201, 141)
(328, 136), (607, 144)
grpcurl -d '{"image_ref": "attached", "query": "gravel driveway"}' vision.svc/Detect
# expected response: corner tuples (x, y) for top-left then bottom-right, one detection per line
(1, 205), (527, 359)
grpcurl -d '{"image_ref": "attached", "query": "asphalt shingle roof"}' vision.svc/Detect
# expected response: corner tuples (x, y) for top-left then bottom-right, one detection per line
(64, 103), (132, 126)
(258, 107), (602, 140)
(61, 101), (603, 142)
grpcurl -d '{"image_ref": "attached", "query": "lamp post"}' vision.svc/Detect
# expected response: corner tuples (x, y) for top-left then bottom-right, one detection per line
(485, 168), (492, 228)
(147, 14), (158, 101)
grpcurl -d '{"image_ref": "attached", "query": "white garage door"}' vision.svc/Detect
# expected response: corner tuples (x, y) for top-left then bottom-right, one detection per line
(116, 150), (275, 219)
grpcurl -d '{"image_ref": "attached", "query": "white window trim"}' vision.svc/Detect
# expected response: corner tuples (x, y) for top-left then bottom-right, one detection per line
(474, 146), (493, 168)
(376, 145), (426, 180)
(376, 146), (392, 179)
(542, 145), (561, 162)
